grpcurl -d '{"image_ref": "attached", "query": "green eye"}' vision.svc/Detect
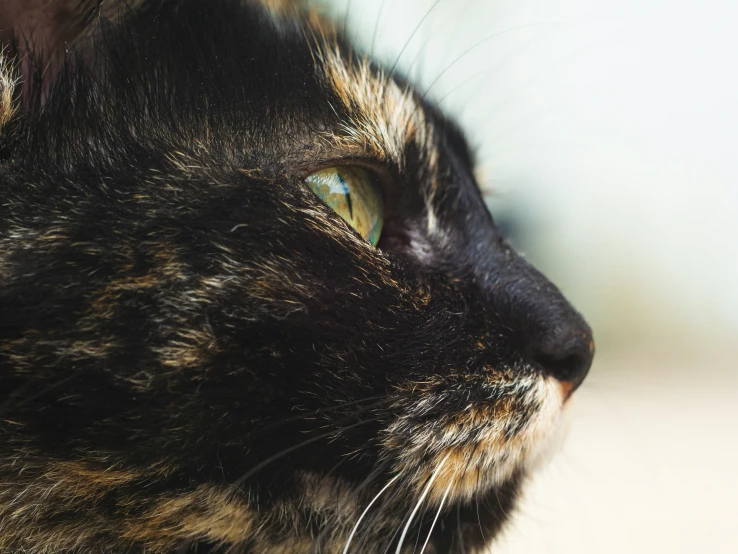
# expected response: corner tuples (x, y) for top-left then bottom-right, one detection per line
(305, 166), (384, 246)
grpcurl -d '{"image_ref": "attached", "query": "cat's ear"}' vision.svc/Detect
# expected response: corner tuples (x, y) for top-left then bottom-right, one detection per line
(0, 1), (107, 60)
(0, 0), (108, 122)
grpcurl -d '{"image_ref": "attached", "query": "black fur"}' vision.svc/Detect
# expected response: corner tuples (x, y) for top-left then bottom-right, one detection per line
(0, 1), (593, 552)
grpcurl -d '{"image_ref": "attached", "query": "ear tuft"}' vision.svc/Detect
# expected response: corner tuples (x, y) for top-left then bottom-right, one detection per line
(0, 49), (17, 128)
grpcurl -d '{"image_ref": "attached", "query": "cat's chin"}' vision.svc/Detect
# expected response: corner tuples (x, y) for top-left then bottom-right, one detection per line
(386, 375), (571, 507)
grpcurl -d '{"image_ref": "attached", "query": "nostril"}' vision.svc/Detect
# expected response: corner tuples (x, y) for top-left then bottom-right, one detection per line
(534, 352), (589, 387)
(530, 335), (594, 394)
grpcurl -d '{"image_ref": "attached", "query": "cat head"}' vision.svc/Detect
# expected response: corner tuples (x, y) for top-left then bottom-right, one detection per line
(0, 1), (593, 552)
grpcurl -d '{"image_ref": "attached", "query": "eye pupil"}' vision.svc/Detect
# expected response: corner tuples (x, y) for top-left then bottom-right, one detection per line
(305, 166), (384, 246)
(336, 173), (353, 219)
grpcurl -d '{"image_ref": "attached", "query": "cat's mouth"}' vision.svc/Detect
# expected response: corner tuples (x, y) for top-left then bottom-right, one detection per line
(382, 373), (570, 506)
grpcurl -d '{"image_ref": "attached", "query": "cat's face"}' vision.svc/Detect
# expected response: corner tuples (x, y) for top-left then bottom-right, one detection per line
(0, 1), (593, 552)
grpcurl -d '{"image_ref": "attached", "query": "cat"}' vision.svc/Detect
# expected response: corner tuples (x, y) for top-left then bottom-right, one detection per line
(0, 0), (594, 552)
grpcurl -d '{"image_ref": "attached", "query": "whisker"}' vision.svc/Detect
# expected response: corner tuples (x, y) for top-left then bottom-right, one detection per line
(493, 486), (511, 521)
(411, 504), (428, 554)
(422, 21), (564, 101)
(248, 396), (385, 439)
(173, 405), (376, 554)
(395, 451), (451, 554)
(475, 490), (487, 545)
(436, 34), (542, 108)
(370, 0), (387, 58)
(309, 458), (391, 553)
(380, 496), (413, 554)
(419, 481), (452, 554)
(388, 0), (444, 76)
(231, 416), (380, 490)
(404, 0), (477, 80)
(342, 471), (401, 554)
(400, 22), (561, 159)
(470, 444), (487, 546)
(472, 28), (614, 134)
(354, 470), (409, 554)
(404, 33), (435, 78)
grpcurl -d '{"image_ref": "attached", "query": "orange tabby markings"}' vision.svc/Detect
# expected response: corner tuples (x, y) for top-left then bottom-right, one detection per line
(123, 485), (254, 550)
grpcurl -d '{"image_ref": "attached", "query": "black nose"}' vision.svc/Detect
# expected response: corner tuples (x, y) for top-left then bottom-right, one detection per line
(527, 320), (594, 393)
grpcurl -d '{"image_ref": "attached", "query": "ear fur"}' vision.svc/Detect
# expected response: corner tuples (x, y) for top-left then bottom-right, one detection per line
(0, 1), (137, 118)
(0, 1), (106, 56)
(0, 50), (17, 129)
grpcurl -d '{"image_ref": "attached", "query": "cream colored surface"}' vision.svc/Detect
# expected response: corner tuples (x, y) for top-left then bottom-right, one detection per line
(494, 353), (738, 553)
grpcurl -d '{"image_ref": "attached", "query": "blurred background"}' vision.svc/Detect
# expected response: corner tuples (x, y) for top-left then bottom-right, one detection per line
(318, 1), (738, 552)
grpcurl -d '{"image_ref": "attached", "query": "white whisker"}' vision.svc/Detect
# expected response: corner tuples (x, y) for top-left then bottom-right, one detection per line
(342, 473), (401, 554)
(419, 481), (453, 554)
(395, 451), (451, 554)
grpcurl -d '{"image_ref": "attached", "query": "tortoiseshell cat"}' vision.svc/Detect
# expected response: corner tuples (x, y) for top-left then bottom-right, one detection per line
(0, 1), (594, 552)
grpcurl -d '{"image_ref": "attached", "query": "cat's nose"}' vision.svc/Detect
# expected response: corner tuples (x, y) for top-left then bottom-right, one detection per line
(527, 320), (594, 395)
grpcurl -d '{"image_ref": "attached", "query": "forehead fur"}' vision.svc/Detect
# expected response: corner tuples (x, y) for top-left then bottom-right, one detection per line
(316, 46), (439, 175)
(289, 9), (439, 173)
